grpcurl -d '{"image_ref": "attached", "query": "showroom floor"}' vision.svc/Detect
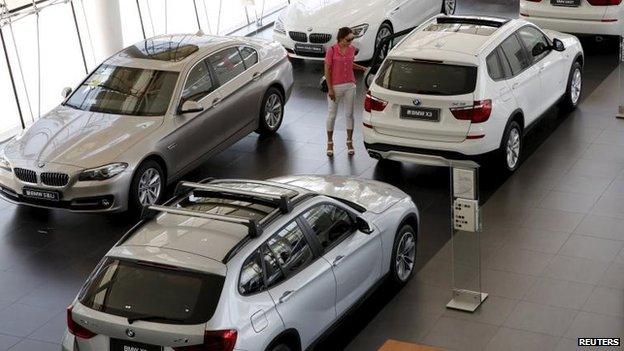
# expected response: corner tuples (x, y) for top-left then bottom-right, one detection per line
(0, 1), (622, 350)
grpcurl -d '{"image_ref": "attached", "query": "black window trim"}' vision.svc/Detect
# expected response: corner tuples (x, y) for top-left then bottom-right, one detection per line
(516, 25), (553, 66)
(298, 201), (358, 255)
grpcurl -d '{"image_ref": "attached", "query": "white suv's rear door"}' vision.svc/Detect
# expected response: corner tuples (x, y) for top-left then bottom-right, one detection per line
(369, 59), (477, 143)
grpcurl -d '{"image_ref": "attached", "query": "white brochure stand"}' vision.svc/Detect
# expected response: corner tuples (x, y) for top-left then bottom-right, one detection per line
(380, 152), (487, 312)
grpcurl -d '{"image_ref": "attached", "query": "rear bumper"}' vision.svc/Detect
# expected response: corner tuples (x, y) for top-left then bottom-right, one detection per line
(520, 14), (622, 36)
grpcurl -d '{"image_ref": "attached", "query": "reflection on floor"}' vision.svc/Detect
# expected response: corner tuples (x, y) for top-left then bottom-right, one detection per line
(0, 1), (621, 350)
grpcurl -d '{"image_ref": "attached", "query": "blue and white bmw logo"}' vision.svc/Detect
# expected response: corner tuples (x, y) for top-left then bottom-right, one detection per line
(307, 27), (313, 32)
(126, 329), (136, 338)
(413, 99), (422, 106)
(37, 162), (45, 168)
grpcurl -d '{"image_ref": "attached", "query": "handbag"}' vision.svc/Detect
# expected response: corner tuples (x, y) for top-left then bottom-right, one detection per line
(319, 46), (334, 93)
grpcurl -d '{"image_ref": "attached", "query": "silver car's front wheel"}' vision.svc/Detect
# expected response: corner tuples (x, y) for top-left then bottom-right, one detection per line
(256, 88), (284, 135)
(138, 168), (162, 206)
(391, 224), (417, 285)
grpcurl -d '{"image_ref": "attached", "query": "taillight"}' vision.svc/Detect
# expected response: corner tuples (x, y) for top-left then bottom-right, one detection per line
(587, 0), (621, 5)
(173, 330), (237, 351)
(66, 306), (97, 339)
(450, 100), (492, 123)
(364, 91), (388, 112)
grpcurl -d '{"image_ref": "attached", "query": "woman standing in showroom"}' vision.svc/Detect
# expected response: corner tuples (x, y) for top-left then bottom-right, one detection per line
(325, 27), (367, 157)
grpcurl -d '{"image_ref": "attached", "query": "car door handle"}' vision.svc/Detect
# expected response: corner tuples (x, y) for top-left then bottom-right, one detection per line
(278, 290), (295, 304)
(332, 255), (345, 267)
(252, 72), (262, 81)
(511, 83), (519, 90)
(391, 6), (400, 14)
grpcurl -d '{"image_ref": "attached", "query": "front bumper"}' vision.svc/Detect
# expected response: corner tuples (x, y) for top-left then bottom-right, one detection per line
(0, 165), (132, 213)
(520, 14), (622, 36)
(272, 29), (374, 62)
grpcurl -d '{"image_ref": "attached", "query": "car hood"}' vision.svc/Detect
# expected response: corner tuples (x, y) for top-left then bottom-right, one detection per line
(270, 174), (409, 214)
(4, 106), (163, 168)
(281, 0), (386, 29)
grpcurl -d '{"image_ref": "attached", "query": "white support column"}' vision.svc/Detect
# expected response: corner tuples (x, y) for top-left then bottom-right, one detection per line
(88, 0), (123, 62)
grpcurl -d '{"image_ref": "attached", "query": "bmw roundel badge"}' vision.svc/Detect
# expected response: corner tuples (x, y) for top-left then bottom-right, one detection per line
(126, 329), (136, 338)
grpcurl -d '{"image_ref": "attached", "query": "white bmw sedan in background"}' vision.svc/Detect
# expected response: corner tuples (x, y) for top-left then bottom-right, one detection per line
(273, 0), (457, 62)
(520, 0), (623, 37)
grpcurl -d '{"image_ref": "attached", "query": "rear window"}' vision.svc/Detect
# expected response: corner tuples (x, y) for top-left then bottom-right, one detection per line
(79, 258), (224, 325)
(375, 60), (477, 96)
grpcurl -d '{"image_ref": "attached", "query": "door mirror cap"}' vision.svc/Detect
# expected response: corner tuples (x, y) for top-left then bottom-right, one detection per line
(552, 38), (565, 52)
(179, 100), (204, 114)
(61, 87), (72, 99)
(532, 42), (548, 57)
(356, 217), (373, 234)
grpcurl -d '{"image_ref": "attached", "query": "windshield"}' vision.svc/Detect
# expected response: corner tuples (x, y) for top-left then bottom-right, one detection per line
(376, 60), (477, 96)
(79, 258), (224, 325)
(65, 64), (179, 116)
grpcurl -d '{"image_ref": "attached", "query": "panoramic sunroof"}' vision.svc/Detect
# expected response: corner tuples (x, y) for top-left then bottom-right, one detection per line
(120, 37), (199, 62)
(423, 23), (498, 36)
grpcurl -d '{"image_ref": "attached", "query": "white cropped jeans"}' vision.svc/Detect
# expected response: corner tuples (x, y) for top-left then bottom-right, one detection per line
(327, 82), (356, 132)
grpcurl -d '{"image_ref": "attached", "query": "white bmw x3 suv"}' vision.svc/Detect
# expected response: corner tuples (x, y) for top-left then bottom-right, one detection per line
(363, 16), (584, 171)
(520, 0), (623, 37)
(63, 176), (419, 351)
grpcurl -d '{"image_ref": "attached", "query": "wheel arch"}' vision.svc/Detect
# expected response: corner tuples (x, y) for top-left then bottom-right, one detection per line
(398, 212), (419, 243)
(137, 153), (168, 183)
(503, 109), (525, 144)
(265, 328), (302, 351)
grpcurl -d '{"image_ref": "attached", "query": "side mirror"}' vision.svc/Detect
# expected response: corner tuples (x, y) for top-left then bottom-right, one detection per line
(356, 217), (373, 234)
(552, 38), (565, 52)
(179, 100), (204, 114)
(532, 42), (548, 57)
(61, 87), (72, 99)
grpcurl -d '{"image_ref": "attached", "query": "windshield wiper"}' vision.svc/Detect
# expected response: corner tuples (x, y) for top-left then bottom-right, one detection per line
(127, 314), (187, 325)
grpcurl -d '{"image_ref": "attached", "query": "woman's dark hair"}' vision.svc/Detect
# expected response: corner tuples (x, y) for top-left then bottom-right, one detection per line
(337, 27), (353, 42)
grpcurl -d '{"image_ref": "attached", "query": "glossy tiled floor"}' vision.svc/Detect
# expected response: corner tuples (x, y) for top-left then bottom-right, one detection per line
(0, 1), (622, 350)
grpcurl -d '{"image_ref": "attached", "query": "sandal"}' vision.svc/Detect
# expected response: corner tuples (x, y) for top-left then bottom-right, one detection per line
(326, 141), (334, 157)
(347, 140), (355, 156)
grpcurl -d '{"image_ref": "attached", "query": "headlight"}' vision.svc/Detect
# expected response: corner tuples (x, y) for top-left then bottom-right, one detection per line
(274, 17), (286, 34)
(0, 155), (10, 172)
(79, 163), (128, 181)
(351, 24), (369, 38)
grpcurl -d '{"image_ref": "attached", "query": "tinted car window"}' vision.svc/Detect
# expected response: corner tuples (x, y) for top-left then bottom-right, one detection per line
(518, 26), (550, 62)
(500, 34), (530, 76)
(239, 250), (264, 294)
(487, 50), (505, 81)
(182, 61), (215, 102)
(261, 245), (284, 288)
(302, 204), (354, 250)
(375, 60), (478, 96)
(266, 221), (314, 277)
(65, 64), (178, 116)
(79, 258), (224, 325)
(240, 47), (259, 69)
(208, 47), (246, 85)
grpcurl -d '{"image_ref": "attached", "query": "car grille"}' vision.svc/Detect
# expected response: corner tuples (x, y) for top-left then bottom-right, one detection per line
(289, 31), (308, 43)
(14, 168), (37, 184)
(41, 172), (69, 187)
(309, 33), (331, 44)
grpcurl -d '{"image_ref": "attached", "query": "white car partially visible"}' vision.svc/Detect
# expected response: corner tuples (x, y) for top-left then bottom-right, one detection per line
(273, 0), (457, 62)
(520, 0), (623, 37)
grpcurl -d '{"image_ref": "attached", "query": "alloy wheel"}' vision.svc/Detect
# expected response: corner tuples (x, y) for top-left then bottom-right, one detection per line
(265, 93), (283, 130)
(570, 68), (582, 105)
(506, 127), (521, 170)
(395, 231), (416, 282)
(137, 168), (161, 206)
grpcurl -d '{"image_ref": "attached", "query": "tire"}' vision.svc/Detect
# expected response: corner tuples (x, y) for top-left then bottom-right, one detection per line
(389, 224), (417, 286)
(374, 23), (394, 62)
(256, 87), (284, 136)
(442, 0), (457, 14)
(129, 160), (164, 213)
(559, 61), (582, 112)
(269, 344), (292, 351)
(499, 120), (522, 172)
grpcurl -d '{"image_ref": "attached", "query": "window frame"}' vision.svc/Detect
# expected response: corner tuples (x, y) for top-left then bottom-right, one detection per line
(498, 32), (533, 78)
(298, 201), (358, 254)
(180, 59), (218, 104)
(239, 46), (259, 70)
(206, 46), (248, 87)
(516, 25), (552, 65)
(486, 48), (506, 82)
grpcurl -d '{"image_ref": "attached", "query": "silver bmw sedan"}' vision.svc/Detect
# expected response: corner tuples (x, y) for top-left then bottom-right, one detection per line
(0, 33), (293, 212)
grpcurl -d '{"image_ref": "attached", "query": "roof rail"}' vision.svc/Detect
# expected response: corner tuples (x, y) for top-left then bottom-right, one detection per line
(141, 205), (263, 237)
(174, 182), (293, 214)
(436, 16), (510, 28)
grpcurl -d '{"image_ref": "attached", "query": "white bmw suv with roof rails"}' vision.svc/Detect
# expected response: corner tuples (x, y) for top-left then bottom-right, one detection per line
(63, 176), (419, 351)
(363, 15), (584, 171)
(520, 0), (623, 37)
